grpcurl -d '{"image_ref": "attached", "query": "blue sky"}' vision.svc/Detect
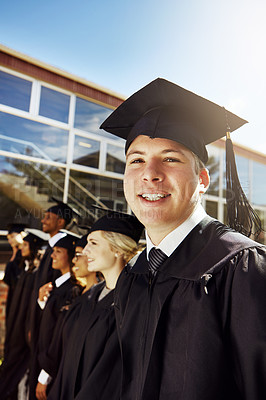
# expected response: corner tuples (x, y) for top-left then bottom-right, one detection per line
(1, 0), (266, 155)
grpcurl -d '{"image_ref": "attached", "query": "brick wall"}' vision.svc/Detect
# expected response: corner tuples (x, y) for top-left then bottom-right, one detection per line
(0, 281), (8, 359)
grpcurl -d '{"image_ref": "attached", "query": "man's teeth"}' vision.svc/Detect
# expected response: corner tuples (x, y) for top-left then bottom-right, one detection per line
(141, 193), (167, 201)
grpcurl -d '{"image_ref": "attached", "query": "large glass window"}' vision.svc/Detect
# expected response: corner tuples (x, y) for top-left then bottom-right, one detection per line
(106, 144), (125, 174)
(205, 200), (218, 219)
(235, 155), (250, 198)
(68, 170), (127, 224)
(39, 86), (70, 123)
(0, 112), (69, 162)
(252, 162), (266, 206)
(206, 145), (220, 196)
(73, 135), (100, 168)
(74, 97), (118, 140)
(0, 156), (66, 229)
(223, 153), (250, 199)
(0, 70), (32, 111)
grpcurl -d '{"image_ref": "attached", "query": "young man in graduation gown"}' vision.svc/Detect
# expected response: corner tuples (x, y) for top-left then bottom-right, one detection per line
(30, 233), (82, 400)
(100, 78), (266, 400)
(28, 200), (77, 346)
(27, 201), (77, 400)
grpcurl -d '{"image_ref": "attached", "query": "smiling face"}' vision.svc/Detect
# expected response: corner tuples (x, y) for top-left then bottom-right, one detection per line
(51, 246), (70, 274)
(123, 135), (209, 244)
(41, 212), (65, 237)
(72, 246), (92, 278)
(83, 231), (117, 274)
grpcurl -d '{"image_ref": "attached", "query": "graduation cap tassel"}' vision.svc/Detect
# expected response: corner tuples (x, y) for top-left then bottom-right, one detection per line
(225, 129), (262, 238)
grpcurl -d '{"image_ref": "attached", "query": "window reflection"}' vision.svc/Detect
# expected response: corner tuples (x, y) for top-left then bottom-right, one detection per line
(39, 86), (70, 123)
(106, 144), (125, 174)
(68, 170), (127, 224)
(235, 155), (250, 198)
(74, 97), (120, 140)
(222, 153), (250, 199)
(0, 112), (68, 162)
(205, 200), (218, 219)
(73, 135), (100, 168)
(206, 145), (220, 196)
(252, 162), (266, 206)
(0, 70), (32, 111)
(0, 156), (66, 228)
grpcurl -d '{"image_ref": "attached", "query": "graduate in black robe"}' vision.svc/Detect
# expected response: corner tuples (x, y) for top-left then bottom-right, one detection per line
(47, 211), (143, 400)
(3, 223), (25, 319)
(0, 229), (47, 400)
(28, 200), (77, 354)
(31, 233), (82, 400)
(35, 233), (99, 395)
(100, 78), (266, 399)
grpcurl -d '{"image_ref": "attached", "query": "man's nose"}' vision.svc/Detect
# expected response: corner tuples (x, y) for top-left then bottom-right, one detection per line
(142, 159), (164, 182)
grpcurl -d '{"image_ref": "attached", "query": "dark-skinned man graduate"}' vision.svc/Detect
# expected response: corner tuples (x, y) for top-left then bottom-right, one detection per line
(100, 78), (266, 400)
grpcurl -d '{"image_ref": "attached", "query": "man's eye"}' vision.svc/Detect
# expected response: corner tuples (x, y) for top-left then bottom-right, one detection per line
(164, 157), (181, 162)
(129, 158), (144, 164)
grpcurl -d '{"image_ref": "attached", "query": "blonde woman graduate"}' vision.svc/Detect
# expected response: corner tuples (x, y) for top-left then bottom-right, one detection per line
(48, 211), (143, 400)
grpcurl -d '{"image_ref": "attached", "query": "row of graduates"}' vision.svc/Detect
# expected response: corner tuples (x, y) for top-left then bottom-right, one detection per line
(0, 201), (144, 400)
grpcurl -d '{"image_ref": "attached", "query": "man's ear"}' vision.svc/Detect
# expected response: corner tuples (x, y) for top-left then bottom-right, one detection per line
(57, 217), (66, 230)
(199, 168), (210, 194)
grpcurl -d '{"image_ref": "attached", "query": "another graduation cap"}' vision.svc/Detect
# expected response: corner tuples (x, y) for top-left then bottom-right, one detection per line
(23, 229), (48, 250)
(100, 78), (261, 238)
(7, 223), (27, 234)
(76, 234), (89, 249)
(46, 197), (79, 226)
(54, 232), (81, 251)
(89, 209), (144, 244)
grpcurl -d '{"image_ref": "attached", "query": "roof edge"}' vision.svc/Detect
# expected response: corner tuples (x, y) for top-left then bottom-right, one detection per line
(0, 43), (125, 101)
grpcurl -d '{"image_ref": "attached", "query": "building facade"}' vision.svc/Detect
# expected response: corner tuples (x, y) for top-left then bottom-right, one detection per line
(0, 43), (266, 357)
(0, 43), (265, 260)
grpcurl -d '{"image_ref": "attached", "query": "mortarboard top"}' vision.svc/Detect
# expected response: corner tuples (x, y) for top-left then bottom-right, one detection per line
(54, 231), (81, 251)
(23, 229), (49, 249)
(76, 234), (89, 249)
(46, 197), (79, 226)
(100, 77), (247, 163)
(89, 207), (143, 243)
(7, 223), (27, 234)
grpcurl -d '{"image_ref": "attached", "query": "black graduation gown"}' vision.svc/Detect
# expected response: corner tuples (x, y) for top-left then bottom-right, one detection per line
(114, 217), (266, 400)
(28, 278), (80, 400)
(38, 287), (93, 381)
(3, 250), (22, 319)
(0, 266), (37, 399)
(27, 243), (61, 399)
(48, 282), (121, 400)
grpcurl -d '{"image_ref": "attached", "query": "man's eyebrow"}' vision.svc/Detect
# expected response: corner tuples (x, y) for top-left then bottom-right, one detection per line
(161, 149), (185, 155)
(126, 150), (145, 157)
(126, 149), (185, 157)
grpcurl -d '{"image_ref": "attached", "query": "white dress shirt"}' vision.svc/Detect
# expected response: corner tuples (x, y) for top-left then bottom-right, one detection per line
(146, 204), (207, 260)
(38, 271), (71, 385)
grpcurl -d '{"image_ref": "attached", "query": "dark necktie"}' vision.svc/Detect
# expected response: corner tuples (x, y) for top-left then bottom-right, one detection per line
(148, 247), (168, 275)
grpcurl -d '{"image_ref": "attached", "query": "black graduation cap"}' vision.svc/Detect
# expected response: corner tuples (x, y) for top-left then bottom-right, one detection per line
(76, 234), (89, 249)
(100, 78), (262, 238)
(46, 197), (79, 226)
(54, 232), (80, 251)
(7, 223), (27, 234)
(89, 209), (143, 243)
(23, 229), (48, 250)
(100, 77), (247, 163)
